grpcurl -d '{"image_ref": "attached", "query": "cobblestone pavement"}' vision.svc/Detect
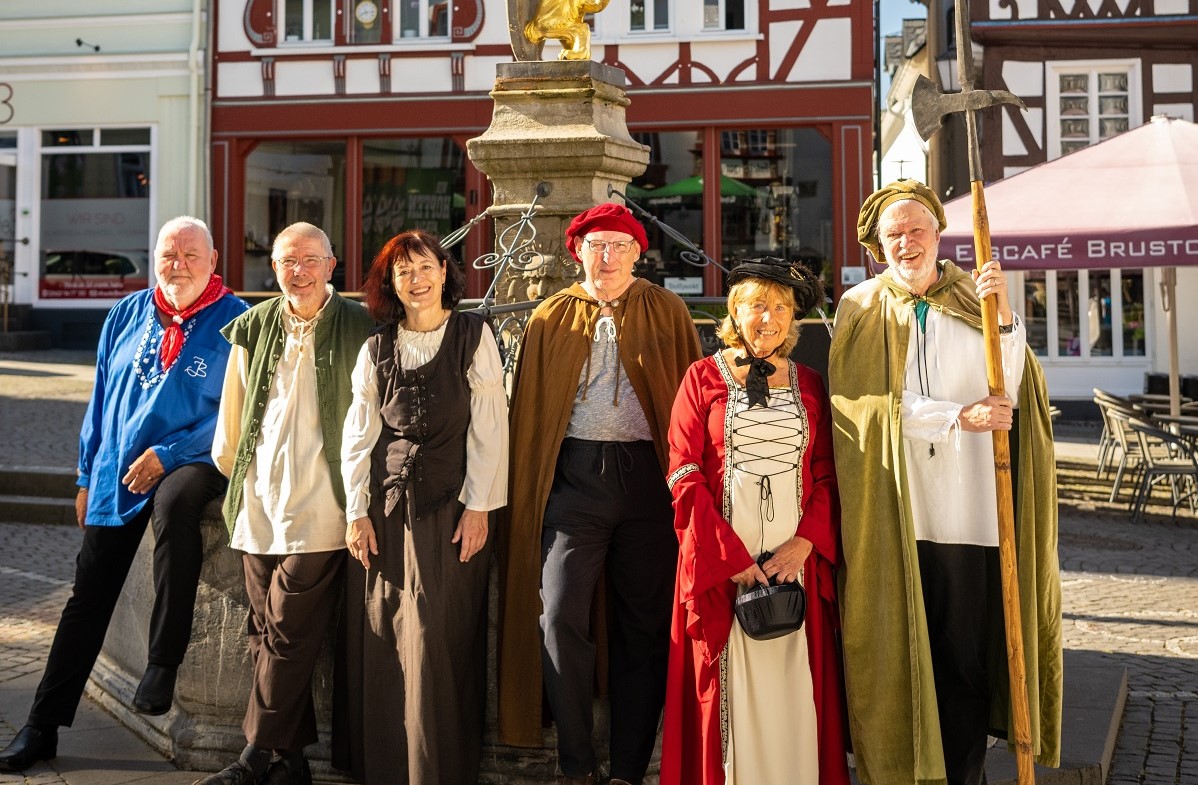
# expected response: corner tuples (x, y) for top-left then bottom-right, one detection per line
(0, 355), (1195, 783)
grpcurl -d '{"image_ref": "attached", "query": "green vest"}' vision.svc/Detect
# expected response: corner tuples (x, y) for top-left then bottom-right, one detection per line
(219, 291), (375, 538)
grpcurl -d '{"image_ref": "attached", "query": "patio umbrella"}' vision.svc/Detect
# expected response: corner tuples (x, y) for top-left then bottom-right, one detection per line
(643, 174), (761, 202)
(938, 115), (1198, 414)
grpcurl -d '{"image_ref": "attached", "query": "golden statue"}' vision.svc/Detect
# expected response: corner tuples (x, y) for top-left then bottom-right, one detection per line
(511, 0), (610, 61)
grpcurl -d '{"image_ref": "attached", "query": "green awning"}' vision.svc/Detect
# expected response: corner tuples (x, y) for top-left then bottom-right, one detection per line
(643, 174), (761, 202)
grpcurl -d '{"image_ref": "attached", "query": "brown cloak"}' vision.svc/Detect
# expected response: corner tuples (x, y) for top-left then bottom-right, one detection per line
(496, 277), (703, 747)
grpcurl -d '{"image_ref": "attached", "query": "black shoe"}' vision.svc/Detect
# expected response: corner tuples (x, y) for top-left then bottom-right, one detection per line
(192, 760), (261, 785)
(262, 756), (312, 785)
(0, 725), (58, 772)
(132, 664), (178, 715)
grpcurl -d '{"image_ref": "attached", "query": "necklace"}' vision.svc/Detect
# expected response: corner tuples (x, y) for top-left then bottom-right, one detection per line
(132, 310), (195, 390)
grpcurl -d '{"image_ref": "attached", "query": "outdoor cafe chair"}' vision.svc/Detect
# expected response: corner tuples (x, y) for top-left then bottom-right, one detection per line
(1093, 388), (1134, 478)
(1101, 406), (1143, 503)
(1097, 393), (1140, 498)
(1126, 416), (1198, 522)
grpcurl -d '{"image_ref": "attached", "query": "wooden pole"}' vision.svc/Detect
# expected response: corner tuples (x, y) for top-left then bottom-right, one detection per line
(970, 178), (1036, 784)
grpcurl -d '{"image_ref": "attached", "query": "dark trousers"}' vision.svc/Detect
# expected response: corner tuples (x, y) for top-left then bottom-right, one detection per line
(242, 549), (345, 752)
(28, 462), (226, 728)
(539, 439), (677, 785)
(917, 540), (1001, 785)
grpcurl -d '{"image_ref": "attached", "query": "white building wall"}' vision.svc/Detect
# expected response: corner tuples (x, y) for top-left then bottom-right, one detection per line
(0, 2), (205, 309)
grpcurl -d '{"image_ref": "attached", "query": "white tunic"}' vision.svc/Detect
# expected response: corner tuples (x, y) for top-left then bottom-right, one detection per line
(900, 310), (1026, 546)
(340, 319), (509, 522)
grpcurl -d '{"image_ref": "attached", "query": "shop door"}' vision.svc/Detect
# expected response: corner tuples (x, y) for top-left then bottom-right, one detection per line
(0, 153), (17, 312)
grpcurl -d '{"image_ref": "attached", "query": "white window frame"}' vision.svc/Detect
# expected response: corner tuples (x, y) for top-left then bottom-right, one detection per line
(1016, 268), (1148, 361)
(280, 0), (336, 43)
(393, 0), (451, 39)
(628, 0), (670, 34)
(1045, 59), (1142, 160)
(702, 0), (747, 32)
(33, 124), (157, 309)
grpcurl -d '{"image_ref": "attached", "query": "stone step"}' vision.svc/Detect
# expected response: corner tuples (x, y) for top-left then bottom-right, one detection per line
(0, 465), (79, 498)
(0, 494), (77, 526)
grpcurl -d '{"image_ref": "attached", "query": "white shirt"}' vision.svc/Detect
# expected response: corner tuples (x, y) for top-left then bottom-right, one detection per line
(900, 310), (1026, 546)
(213, 293), (347, 555)
(340, 319), (509, 523)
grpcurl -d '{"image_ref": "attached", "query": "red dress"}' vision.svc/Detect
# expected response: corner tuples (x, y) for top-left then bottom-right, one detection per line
(660, 355), (850, 785)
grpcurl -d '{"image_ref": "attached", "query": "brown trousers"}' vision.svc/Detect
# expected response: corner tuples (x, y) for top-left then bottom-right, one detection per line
(242, 550), (345, 751)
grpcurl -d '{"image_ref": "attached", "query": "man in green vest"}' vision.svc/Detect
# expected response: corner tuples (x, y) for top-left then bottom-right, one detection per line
(828, 180), (1061, 785)
(197, 222), (373, 785)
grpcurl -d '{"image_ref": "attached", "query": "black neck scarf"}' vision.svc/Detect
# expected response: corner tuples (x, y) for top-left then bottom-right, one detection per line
(734, 353), (776, 408)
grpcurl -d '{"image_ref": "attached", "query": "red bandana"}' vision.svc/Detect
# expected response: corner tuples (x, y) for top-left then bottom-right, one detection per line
(153, 274), (232, 370)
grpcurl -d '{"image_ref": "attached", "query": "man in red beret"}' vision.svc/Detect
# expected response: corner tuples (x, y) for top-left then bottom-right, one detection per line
(496, 203), (702, 785)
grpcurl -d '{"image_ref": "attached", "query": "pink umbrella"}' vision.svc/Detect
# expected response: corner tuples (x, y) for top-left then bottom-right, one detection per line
(939, 115), (1198, 414)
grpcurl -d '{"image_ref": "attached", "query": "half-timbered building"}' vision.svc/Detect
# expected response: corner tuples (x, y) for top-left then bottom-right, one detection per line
(882, 0), (1198, 401)
(211, 0), (876, 299)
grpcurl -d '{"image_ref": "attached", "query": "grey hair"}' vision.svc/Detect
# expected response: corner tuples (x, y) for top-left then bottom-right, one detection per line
(157, 216), (213, 252)
(272, 222), (333, 259)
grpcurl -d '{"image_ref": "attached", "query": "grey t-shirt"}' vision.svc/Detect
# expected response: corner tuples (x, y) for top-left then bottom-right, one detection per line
(565, 315), (654, 442)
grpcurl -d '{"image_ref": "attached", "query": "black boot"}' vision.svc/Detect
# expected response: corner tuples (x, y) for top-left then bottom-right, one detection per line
(0, 725), (58, 772)
(132, 663), (178, 715)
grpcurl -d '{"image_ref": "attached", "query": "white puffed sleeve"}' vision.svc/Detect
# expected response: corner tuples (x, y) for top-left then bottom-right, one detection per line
(460, 325), (509, 510)
(901, 391), (963, 443)
(341, 341), (382, 523)
(999, 313), (1027, 408)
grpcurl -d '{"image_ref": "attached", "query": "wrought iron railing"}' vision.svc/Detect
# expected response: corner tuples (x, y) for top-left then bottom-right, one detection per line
(442, 181), (833, 391)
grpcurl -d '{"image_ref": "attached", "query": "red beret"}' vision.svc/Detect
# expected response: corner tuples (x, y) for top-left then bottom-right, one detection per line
(564, 203), (649, 263)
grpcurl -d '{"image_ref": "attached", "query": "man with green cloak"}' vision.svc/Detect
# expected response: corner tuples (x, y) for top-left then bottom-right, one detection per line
(828, 179), (1061, 785)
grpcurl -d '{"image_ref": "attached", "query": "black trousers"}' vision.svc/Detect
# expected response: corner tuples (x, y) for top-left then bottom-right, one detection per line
(917, 540), (1001, 785)
(28, 462), (226, 728)
(539, 439), (677, 785)
(242, 549), (345, 752)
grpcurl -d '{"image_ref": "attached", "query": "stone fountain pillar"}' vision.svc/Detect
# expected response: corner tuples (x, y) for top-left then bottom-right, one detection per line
(467, 60), (649, 304)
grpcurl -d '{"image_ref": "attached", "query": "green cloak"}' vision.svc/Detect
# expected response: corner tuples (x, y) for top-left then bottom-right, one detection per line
(828, 261), (1062, 785)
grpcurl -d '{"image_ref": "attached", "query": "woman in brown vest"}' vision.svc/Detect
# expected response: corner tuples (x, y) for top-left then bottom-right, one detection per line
(334, 229), (508, 784)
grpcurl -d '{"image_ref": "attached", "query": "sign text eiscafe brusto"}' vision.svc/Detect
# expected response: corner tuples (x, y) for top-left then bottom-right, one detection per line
(948, 234), (1198, 270)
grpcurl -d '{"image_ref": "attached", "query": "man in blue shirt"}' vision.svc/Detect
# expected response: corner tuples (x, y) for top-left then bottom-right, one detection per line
(0, 216), (248, 773)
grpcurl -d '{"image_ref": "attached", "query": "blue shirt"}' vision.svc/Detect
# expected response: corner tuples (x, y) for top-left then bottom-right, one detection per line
(77, 288), (248, 527)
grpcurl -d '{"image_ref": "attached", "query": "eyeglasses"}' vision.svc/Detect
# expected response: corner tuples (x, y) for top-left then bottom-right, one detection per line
(584, 239), (635, 254)
(274, 255), (329, 270)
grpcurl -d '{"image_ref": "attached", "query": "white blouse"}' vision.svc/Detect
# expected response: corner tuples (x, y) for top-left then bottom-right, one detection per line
(340, 319), (509, 523)
(213, 292), (348, 555)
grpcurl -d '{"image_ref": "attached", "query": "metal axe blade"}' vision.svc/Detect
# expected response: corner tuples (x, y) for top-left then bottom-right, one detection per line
(910, 73), (1027, 143)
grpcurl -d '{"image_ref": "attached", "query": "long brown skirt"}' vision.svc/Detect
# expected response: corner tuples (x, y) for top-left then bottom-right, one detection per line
(334, 491), (490, 784)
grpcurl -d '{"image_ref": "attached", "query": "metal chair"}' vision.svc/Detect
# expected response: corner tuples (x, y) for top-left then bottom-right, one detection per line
(1126, 416), (1198, 521)
(1098, 402), (1143, 502)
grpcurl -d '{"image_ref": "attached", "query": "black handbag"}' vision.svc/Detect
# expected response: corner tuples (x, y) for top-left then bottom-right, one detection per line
(733, 550), (806, 641)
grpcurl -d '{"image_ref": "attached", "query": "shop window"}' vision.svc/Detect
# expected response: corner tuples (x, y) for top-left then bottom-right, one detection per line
(1022, 271), (1049, 356)
(627, 131), (705, 295)
(719, 128), (832, 303)
(1021, 268), (1145, 360)
(282, 0), (334, 42)
(630, 0), (669, 32)
(39, 128), (152, 301)
(704, 0), (744, 31)
(1047, 61), (1137, 159)
(360, 137), (466, 269)
(396, 0), (449, 39)
(244, 141), (347, 291)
